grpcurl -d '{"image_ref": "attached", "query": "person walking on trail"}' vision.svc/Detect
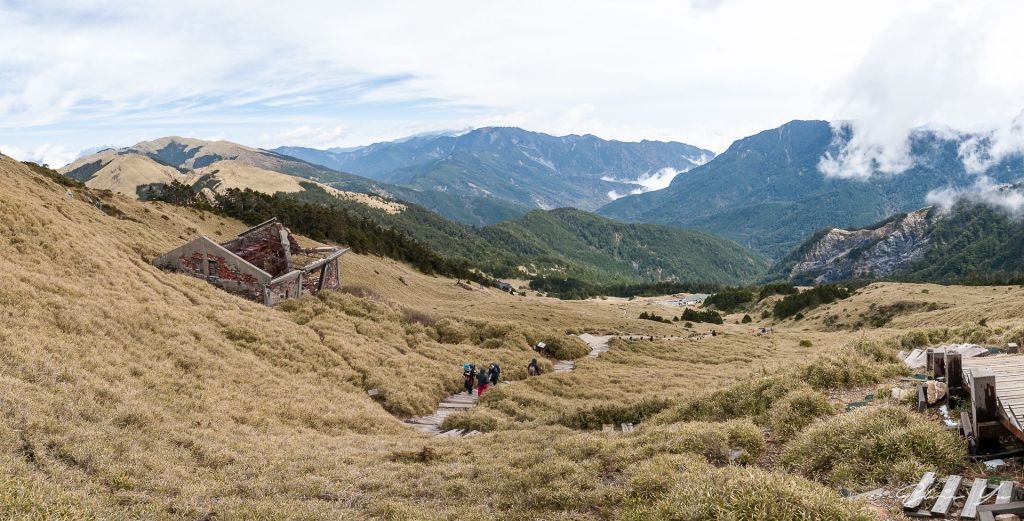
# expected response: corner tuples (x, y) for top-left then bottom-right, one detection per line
(463, 364), (475, 395)
(488, 363), (501, 385)
(527, 358), (541, 376)
(476, 367), (490, 397)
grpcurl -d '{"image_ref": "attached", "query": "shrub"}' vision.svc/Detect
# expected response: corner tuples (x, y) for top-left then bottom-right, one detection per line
(638, 311), (671, 323)
(703, 289), (754, 312)
(654, 375), (807, 424)
(433, 318), (472, 344)
(634, 419), (766, 463)
(773, 284), (852, 320)
(557, 397), (674, 430)
(758, 283), (798, 301)
(741, 314), (752, 324)
(535, 335), (590, 359)
(681, 308), (723, 324)
(621, 454), (871, 520)
(781, 405), (966, 490)
(798, 339), (812, 347)
(766, 388), (833, 440)
(441, 408), (503, 432)
(800, 352), (906, 390)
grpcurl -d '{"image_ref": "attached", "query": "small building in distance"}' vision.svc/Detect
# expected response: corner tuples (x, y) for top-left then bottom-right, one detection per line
(154, 218), (348, 306)
(679, 293), (709, 306)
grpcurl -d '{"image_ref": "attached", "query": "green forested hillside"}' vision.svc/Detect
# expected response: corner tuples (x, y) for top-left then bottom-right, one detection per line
(902, 202), (1024, 282)
(480, 208), (766, 283)
(599, 120), (1024, 258)
(155, 181), (766, 286)
(770, 198), (1024, 285)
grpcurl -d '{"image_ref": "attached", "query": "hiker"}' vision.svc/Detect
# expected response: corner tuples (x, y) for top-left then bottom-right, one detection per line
(488, 363), (501, 385)
(527, 358), (541, 376)
(710, 329), (717, 337)
(476, 366), (490, 396)
(463, 364), (475, 395)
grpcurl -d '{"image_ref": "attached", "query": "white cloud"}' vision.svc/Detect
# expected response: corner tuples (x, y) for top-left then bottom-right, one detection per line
(927, 176), (1024, 215)
(0, 143), (77, 167)
(602, 166), (689, 195)
(0, 0), (920, 154)
(819, 1), (1024, 180)
(1, 0), (1021, 164)
(258, 126), (349, 149)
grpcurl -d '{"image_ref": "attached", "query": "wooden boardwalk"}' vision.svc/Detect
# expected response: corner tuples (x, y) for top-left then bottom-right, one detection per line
(406, 334), (614, 437)
(963, 355), (1024, 434)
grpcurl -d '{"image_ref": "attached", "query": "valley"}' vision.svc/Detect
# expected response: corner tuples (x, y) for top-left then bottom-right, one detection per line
(3, 153), (1021, 519)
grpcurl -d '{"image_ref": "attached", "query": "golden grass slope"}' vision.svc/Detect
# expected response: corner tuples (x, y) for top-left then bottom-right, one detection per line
(58, 152), (185, 197)
(0, 155), (883, 519)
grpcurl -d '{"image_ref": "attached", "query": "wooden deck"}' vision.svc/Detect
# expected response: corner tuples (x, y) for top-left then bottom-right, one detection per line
(963, 355), (1024, 434)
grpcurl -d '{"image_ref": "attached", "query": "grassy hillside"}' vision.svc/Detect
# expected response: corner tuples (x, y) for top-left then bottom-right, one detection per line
(1, 154), (896, 519)
(61, 137), (529, 225)
(19, 152), (1024, 518)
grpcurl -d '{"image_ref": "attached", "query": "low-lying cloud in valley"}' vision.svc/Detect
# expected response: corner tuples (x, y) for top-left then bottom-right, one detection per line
(604, 166), (689, 200)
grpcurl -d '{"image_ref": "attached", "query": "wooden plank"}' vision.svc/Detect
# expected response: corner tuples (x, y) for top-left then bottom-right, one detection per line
(971, 368), (998, 440)
(947, 353), (964, 391)
(961, 478), (989, 519)
(978, 500), (1024, 521)
(996, 481), (1014, 504)
(931, 474), (962, 517)
(903, 472), (936, 511)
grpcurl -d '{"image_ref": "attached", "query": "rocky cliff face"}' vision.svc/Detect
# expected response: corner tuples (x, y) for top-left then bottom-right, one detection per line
(779, 207), (945, 284)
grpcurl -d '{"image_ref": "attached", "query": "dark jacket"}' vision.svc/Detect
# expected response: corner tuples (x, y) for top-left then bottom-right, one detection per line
(476, 370), (490, 386)
(489, 364), (501, 384)
(464, 369), (475, 388)
(528, 359), (540, 375)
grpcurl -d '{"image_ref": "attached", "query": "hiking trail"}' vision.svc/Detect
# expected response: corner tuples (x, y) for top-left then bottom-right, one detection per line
(406, 334), (614, 437)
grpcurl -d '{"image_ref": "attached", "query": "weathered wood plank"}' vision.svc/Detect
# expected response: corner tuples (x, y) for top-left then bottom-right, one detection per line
(930, 474), (962, 517)
(996, 480), (1014, 504)
(961, 478), (989, 519)
(903, 472), (936, 511)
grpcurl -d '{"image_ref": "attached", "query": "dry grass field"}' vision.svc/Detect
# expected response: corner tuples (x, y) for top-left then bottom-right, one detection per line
(0, 154), (1010, 519)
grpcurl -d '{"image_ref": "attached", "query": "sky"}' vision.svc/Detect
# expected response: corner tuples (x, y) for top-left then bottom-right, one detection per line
(1, 0), (1023, 170)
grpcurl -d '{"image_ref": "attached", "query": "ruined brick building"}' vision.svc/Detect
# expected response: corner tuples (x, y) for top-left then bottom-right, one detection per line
(154, 218), (348, 305)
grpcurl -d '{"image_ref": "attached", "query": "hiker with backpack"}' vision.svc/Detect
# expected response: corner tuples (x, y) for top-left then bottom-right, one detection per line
(476, 366), (490, 396)
(488, 363), (501, 385)
(527, 358), (540, 376)
(463, 364), (475, 395)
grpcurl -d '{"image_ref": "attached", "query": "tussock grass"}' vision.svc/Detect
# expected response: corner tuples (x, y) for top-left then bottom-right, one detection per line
(652, 341), (905, 441)
(620, 454), (873, 520)
(781, 405), (966, 490)
(0, 156), (1009, 518)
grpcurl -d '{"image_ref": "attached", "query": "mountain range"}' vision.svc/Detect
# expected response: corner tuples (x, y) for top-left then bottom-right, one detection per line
(598, 120), (1024, 258)
(59, 136), (527, 225)
(274, 127), (713, 212)
(52, 133), (763, 286)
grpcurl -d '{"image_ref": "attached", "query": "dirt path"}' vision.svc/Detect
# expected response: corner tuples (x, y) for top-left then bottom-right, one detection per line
(406, 334), (616, 436)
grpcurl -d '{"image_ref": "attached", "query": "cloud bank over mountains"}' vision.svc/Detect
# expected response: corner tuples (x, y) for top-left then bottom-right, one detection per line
(817, 0), (1024, 200)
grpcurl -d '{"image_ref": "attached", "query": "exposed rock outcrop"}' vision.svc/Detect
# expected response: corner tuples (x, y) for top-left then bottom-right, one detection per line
(779, 207), (946, 284)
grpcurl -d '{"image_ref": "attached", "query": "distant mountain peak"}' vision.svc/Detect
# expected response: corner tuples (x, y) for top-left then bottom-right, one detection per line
(272, 127), (713, 212)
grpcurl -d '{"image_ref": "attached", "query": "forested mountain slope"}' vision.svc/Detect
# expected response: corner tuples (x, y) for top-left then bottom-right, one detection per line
(599, 120), (1024, 257)
(276, 127), (713, 211)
